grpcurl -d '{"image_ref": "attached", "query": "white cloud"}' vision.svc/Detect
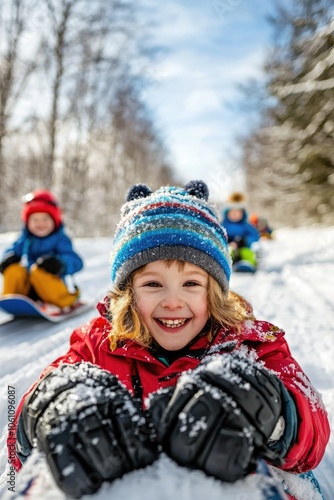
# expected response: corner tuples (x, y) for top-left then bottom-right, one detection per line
(184, 90), (222, 116)
(141, 0), (272, 185)
(142, 1), (224, 41)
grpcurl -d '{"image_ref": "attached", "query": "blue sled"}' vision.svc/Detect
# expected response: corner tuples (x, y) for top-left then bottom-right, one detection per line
(0, 294), (91, 322)
(256, 461), (287, 499)
(233, 260), (257, 273)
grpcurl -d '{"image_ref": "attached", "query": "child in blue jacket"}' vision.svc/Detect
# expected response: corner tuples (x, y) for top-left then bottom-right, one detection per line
(0, 189), (83, 307)
(222, 192), (260, 269)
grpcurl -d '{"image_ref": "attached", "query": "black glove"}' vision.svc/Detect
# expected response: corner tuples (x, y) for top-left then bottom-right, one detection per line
(20, 363), (158, 498)
(152, 353), (283, 483)
(0, 252), (21, 273)
(233, 236), (247, 248)
(36, 255), (65, 275)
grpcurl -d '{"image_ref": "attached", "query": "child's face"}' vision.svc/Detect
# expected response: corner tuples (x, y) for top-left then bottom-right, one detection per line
(227, 209), (243, 222)
(27, 212), (55, 237)
(133, 260), (209, 351)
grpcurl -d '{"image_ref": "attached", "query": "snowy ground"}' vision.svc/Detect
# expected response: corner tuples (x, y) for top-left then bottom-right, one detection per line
(0, 227), (333, 499)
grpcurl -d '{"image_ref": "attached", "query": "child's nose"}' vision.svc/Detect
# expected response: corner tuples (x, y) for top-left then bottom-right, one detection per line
(160, 291), (183, 310)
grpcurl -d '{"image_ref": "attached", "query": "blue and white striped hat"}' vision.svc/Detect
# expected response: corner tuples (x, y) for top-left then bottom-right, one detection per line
(111, 180), (232, 293)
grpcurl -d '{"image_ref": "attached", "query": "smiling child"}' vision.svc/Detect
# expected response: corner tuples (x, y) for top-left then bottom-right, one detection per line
(8, 181), (329, 499)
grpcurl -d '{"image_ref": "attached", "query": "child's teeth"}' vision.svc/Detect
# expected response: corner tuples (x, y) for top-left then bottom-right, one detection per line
(160, 319), (186, 328)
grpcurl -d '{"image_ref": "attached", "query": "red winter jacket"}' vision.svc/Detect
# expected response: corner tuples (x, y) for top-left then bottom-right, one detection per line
(9, 313), (330, 487)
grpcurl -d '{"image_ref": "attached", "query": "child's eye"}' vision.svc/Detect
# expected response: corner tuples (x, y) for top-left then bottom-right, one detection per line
(143, 281), (161, 287)
(184, 281), (200, 287)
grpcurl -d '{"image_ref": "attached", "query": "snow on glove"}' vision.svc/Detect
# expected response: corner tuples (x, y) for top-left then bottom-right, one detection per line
(147, 387), (175, 428)
(36, 255), (65, 275)
(155, 352), (283, 483)
(0, 252), (21, 273)
(20, 363), (158, 498)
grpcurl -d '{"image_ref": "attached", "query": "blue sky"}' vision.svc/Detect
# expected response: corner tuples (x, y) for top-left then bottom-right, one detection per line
(140, 0), (282, 202)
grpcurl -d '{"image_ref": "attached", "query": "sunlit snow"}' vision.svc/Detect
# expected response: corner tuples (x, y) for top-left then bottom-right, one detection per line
(0, 227), (333, 499)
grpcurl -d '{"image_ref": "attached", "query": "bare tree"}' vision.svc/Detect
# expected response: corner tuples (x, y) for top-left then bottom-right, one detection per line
(0, 0), (39, 228)
(58, 81), (176, 236)
(33, 0), (137, 186)
(0, 0), (176, 235)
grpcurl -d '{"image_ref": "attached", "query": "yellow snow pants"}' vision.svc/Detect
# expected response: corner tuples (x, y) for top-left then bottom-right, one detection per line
(2, 263), (79, 308)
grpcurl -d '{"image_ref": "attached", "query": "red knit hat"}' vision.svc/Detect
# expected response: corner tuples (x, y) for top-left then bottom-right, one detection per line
(21, 189), (62, 229)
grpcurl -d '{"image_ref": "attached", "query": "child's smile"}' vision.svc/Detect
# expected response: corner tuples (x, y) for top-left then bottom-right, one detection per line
(133, 260), (209, 351)
(27, 212), (55, 237)
(157, 318), (189, 329)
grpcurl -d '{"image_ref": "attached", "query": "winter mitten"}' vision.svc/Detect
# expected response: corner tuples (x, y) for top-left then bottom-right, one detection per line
(155, 353), (284, 483)
(20, 363), (158, 498)
(234, 236), (247, 248)
(0, 252), (21, 273)
(36, 255), (65, 275)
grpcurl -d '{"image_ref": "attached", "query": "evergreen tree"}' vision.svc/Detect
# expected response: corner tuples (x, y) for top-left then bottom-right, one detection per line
(244, 0), (334, 225)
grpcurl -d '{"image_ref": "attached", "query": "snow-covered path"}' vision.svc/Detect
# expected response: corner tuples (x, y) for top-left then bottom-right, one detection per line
(231, 228), (334, 498)
(0, 227), (333, 499)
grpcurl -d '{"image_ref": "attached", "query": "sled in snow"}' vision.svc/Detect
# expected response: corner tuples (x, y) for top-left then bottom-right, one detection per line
(0, 294), (93, 322)
(229, 245), (258, 274)
(233, 259), (257, 273)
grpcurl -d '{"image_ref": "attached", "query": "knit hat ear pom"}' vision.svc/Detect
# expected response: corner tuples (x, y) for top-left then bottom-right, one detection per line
(184, 180), (209, 201)
(126, 183), (152, 202)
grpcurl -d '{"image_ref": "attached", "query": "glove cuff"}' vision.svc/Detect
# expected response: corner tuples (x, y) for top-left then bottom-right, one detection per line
(269, 415), (285, 442)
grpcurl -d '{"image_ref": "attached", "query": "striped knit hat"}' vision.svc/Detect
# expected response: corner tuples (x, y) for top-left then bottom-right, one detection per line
(111, 180), (232, 293)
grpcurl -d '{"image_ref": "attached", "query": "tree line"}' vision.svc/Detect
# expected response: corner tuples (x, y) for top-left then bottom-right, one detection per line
(0, 0), (177, 235)
(241, 0), (334, 226)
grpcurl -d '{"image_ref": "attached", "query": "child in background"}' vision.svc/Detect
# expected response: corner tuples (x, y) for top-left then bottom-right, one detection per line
(0, 189), (83, 308)
(222, 192), (260, 269)
(249, 213), (274, 240)
(8, 181), (329, 499)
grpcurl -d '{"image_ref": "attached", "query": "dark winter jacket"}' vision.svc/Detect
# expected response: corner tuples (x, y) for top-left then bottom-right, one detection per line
(9, 304), (330, 480)
(222, 209), (260, 247)
(2, 225), (83, 277)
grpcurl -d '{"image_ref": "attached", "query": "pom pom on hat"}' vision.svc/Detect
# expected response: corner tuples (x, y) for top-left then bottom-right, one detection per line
(249, 213), (259, 225)
(126, 183), (152, 202)
(111, 180), (232, 293)
(225, 191), (247, 213)
(184, 180), (209, 201)
(228, 192), (245, 204)
(21, 189), (62, 230)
